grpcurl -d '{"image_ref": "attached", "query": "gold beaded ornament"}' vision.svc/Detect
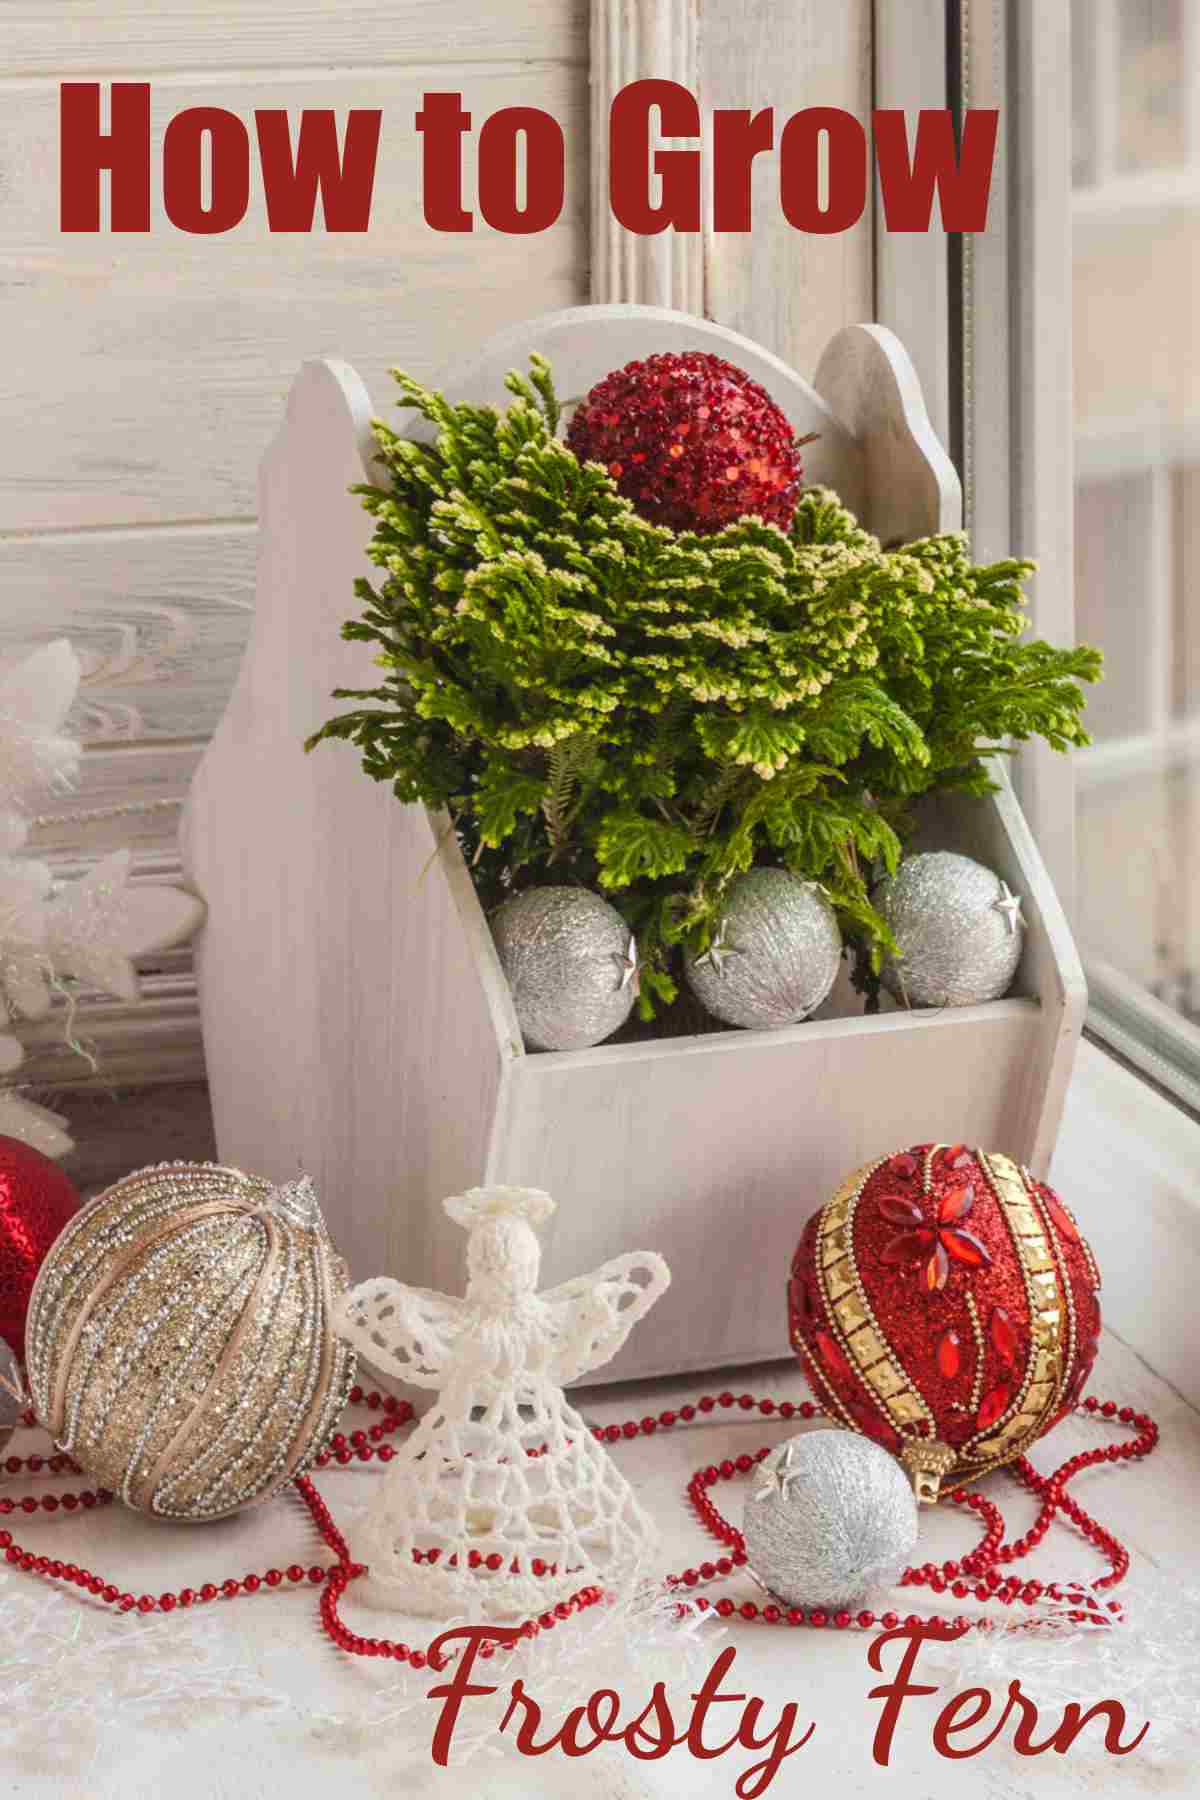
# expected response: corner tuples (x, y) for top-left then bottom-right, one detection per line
(24, 1161), (356, 1521)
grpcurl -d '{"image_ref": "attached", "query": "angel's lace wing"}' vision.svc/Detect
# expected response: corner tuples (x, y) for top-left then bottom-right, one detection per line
(335, 1276), (467, 1388)
(539, 1252), (670, 1385)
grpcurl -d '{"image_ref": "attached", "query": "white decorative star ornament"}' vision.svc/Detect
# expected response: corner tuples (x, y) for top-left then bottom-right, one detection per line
(43, 849), (141, 1002)
(0, 1029), (73, 1157)
(43, 849), (206, 1003)
(0, 854), (55, 1020)
(0, 636), (207, 1158)
(992, 880), (1026, 938)
(0, 1084), (74, 1160)
(695, 917), (738, 976)
(753, 1439), (802, 1504)
(0, 641), (82, 817)
(614, 932), (640, 994)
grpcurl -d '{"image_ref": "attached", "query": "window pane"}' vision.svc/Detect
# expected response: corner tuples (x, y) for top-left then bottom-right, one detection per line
(1117, 0), (1186, 173)
(1075, 470), (1159, 741)
(1071, 0), (1099, 185)
(1073, 1), (1200, 1063)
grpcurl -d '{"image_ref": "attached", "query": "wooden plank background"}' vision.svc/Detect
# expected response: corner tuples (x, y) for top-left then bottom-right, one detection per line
(3, 70), (586, 532)
(0, 0), (877, 1101)
(4, 2), (588, 76)
(700, 0), (873, 379)
(0, 4), (588, 822)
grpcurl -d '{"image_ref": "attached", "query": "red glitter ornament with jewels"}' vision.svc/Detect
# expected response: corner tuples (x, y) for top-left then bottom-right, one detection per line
(788, 1145), (1102, 1502)
(565, 351), (806, 535)
(0, 1137), (78, 1357)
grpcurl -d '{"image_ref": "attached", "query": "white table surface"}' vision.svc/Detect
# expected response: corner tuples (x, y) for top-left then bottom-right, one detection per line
(2, 1329), (1197, 1800)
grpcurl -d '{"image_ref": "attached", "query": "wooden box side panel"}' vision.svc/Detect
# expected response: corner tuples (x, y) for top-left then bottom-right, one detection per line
(813, 323), (963, 540)
(181, 360), (518, 1282)
(917, 763), (1087, 1176)
(495, 1004), (1044, 1382)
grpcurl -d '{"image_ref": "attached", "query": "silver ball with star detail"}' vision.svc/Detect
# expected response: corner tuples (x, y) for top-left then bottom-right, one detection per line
(490, 886), (640, 1051)
(685, 867), (842, 1029)
(874, 851), (1025, 1008)
(742, 1430), (919, 1612)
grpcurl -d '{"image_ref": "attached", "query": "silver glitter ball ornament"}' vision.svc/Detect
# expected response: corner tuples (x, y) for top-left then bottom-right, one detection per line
(685, 868), (841, 1029)
(743, 1430), (919, 1611)
(875, 851), (1025, 1008)
(491, 886), (639, 1051)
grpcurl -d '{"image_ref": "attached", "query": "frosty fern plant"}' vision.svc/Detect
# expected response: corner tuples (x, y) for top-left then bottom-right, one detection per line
(307, 356), (1101, 1018)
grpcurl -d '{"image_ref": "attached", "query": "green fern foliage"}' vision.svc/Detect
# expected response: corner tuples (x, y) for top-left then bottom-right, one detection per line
(307, 357), (1101, 1016)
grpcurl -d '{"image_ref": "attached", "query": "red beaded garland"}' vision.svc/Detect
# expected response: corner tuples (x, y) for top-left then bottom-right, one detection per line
(565, 352), (805, 535)
(0, 1382), (1157, 1657)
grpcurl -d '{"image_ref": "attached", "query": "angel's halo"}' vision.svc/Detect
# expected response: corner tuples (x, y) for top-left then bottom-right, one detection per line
(444, 1185), (556, 1229)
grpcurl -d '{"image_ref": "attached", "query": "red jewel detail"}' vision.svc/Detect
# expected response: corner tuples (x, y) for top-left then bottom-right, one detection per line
(848, 1396), (901, 1453)
(990, 1307), (1019, 1369)
(878, 1196), (925, 1227)
(1062, 1362), (1090, 1412)
(937, 1184), (975, 1225)
(947, 1146), (975, 1171)
(881, 1227), (936, 1263)
(892, 1153), (919, 1179)
(941, 1228), (991, 1269)
(1043, 1192), (1081, 1243)
(937, 1331), (962, 1378)
(816, 1330), (851, 1382)
(924, 1241), (950, 1292)
(977, 1383), (1011, 1430)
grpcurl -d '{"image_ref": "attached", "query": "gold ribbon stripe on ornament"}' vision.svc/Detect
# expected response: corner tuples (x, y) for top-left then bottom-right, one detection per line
(46, 1198), (245, 1441)
(815, 1161), (937, 1438)
(139, 1207), (286, 1509)
(960, 1152), (1067, 1470)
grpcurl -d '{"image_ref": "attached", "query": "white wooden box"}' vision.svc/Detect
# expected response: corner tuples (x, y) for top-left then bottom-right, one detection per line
(182, 305), (1086, 1384)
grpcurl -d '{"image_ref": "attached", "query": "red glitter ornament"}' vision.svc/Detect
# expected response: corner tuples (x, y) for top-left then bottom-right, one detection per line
(565, 351), (806, 535)
(0, 1138), (79, 1357)
(787, 1145), (1103, 1502)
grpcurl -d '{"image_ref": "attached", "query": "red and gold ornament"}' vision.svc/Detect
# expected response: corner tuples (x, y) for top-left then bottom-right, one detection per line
(565, 351), (807, 535)
(788, 1145), (1102, 1501)
(0, 1136), (79, 1357)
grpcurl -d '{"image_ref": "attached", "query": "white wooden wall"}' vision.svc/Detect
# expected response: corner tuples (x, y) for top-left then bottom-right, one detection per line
(699, 0), (873, 374)
(590, 0), (873, 377)
(0, 1), (588, 1083)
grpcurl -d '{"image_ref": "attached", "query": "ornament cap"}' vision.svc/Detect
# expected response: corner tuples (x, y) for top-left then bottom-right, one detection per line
(900, 1439), (958, 1505)
(263, 1174), (327, 1234)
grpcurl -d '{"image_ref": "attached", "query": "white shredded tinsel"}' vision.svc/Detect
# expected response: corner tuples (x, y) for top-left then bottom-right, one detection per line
(0, 1551), (717, 1778)
(924, 1569), (1200, 1762)
(0, 1566), (291, 1771)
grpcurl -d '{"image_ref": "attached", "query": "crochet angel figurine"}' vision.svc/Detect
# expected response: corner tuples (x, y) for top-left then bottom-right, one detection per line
(334, 1185), (670, 1618)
